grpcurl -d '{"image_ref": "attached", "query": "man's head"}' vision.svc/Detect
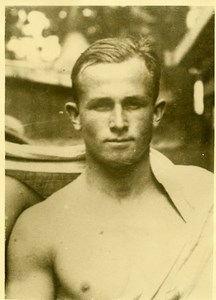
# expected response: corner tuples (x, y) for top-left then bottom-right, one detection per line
(66, 36), (165, 167)
(71, 36), (161, 106)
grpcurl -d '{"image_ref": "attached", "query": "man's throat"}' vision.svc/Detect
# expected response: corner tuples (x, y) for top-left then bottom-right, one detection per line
(85, 155), (154, 200)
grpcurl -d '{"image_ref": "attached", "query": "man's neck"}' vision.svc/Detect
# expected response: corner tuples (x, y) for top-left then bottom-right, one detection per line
(84, 152), (156, 201)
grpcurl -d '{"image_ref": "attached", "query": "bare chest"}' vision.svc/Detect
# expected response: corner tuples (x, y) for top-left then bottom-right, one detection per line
(53, 205), (186, 300)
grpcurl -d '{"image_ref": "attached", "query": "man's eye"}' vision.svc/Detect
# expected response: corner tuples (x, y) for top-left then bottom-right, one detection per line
(123, 98), (145, 110)
(90, 104), (112, 111)
(124, 103), (142, 110)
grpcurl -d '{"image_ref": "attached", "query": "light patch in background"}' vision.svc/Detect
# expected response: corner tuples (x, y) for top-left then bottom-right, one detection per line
(186, 7), (201, 29)
(6, 9), (62, 63)
(41, 36), (61, 62)
(82, 8), (97, 18)
(23, 10), (50, 38)
(54, 32), (89, 72)
(18, 9), (27, 23)
(27, 10), (50, 30)
(58, 10), (68, 19)
(193, 79), (204, 115)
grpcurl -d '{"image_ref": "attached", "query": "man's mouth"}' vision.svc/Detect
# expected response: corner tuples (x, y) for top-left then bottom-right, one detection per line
(105, 138), (133, 143)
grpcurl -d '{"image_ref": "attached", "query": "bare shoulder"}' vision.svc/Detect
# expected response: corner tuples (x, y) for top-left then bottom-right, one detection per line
(7, 200), (54, 261)
(9, 174), (84, 248)
(6, 201), (54, 293)
(6, 182), (64, 299)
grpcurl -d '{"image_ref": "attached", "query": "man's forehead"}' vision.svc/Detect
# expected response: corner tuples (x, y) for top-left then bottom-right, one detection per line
(75, 59), (154, 103)
(77, 57), (152, 87)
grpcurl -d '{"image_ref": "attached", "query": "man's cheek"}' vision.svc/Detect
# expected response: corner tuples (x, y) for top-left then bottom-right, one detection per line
(132, 120), (152, 135)
(82, 122), (99, 139)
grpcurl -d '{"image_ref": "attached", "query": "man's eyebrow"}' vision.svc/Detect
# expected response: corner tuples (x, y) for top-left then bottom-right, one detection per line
(86, 97), (112, 104)
(89, 97), (112, 102)
(86, 96), (147, 106)
(85, 97), (113, 107)
(123, 95), (146, 102)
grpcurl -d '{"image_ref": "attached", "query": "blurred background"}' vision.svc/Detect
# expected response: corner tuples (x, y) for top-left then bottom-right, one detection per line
(5, 6), (214, 171)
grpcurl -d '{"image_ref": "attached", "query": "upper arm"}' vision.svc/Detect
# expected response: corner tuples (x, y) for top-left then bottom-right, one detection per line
(5, 176), (43, 243)
(6, 209), (55, 299)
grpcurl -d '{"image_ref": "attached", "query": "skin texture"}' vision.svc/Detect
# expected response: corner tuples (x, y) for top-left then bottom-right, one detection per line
(6, 58), (186, 300)
(5, 176), (43, 245)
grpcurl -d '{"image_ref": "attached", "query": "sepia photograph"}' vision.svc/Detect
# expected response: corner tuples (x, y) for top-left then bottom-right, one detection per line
(4, 4), (214, 300)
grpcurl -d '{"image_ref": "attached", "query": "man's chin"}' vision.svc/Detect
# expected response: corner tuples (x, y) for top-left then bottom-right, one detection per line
(97, 153), (146, 169)
(87, 147), (150, 169)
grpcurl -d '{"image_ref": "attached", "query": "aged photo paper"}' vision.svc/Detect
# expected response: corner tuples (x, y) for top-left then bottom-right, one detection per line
(2, 0), (215, 299)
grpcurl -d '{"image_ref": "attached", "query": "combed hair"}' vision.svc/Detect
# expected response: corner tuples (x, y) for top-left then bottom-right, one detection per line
(71, 36), (161, 104)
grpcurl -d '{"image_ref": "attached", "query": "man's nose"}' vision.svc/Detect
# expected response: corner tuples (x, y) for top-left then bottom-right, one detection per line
(109, 105), (128, 130)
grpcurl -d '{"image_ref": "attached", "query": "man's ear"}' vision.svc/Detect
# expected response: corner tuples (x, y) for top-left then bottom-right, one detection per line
(65, 102), (81, 131)
(153, 98), (166, 128)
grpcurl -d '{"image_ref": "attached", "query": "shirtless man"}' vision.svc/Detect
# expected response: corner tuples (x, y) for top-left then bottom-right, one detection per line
(6, 37), (213, 300)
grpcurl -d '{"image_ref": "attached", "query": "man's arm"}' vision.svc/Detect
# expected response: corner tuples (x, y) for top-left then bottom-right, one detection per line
(5, 176), (43, 245)
(6, 208), (55, 299)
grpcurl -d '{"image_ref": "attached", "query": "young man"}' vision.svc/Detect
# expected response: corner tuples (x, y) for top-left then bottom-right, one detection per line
(6, 37), (213, 300)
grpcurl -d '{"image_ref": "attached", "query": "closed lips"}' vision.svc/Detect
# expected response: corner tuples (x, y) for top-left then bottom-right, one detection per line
(105, 138), (133, 142)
